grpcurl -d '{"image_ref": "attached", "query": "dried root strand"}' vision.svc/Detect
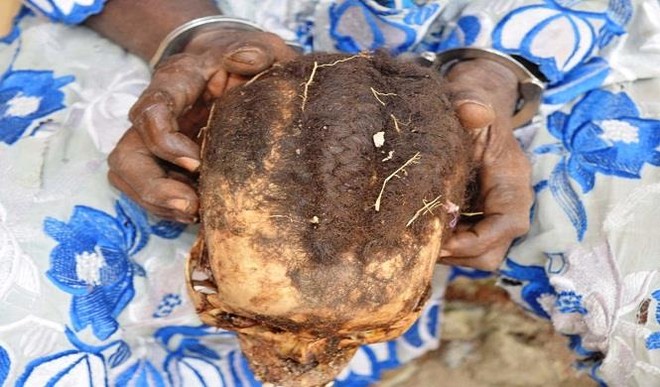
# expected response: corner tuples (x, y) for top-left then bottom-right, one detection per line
(317, 53), (368, 68)
(301, 61), (319, 111)
(244, 65), (279, 87)
(406, 194), (444, 227)
(301, 53), (369, 111)
(198, 102), (216, 156)
(374, 152), (421, 212)
(371, 87), (397, 106)
(460, 211), (484, 217)
(390, 114), (401, 133)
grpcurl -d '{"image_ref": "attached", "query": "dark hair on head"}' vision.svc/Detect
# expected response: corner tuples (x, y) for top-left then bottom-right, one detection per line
(201, 51), (474, 264)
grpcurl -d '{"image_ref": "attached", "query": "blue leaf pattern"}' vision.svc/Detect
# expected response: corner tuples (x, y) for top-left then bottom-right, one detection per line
(16, 350), (107, 387)
(549, 158), (587, 241)
(116, 361), (165, 387)
(0, 346), (10, 386)
(108, 341), (131, 369)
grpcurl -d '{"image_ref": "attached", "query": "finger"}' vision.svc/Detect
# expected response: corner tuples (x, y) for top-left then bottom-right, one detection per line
(108, 130), (199, 220)
(442, 212), (529, 258)
(438, 242), (510, 271)
(445, 82), (495, 128)
(208, 72), (252, 99)
(222, 32), (298, 75)
(108, 171), (195, 223)
(129, 55), (208, 170)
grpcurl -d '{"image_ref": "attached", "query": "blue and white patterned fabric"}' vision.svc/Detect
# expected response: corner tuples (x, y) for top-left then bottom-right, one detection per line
(1, 0), (660, 386)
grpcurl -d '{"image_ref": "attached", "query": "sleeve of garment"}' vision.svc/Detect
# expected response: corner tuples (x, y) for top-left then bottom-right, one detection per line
(434, 0), (660, 105)
(22, 0), (106, 25)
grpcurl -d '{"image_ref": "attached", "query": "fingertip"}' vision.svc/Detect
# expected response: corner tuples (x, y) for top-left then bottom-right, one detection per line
(175, 156), (201, 172)
(207, 70), (228, 97)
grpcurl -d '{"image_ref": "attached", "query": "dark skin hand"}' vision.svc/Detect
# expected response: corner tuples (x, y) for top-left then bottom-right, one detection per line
(87, 0), (297, 222)
(441, 59), (534, 271)
(90, 0), (532, 269)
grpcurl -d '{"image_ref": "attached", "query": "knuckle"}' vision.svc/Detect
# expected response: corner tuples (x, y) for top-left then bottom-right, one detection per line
(129, 92), (171, 124)
(107, 146), (129, 171)
(156, 53), (198, 72)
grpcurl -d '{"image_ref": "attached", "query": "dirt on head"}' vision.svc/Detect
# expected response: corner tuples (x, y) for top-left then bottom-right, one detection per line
(187, 51), (475, 386)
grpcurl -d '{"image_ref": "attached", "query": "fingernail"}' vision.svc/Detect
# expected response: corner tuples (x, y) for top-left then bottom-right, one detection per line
(167, 198), (190, 213)
(229, 49), (261, 65)
(176, 157), (200, 172)
(440, 249), (451, 257)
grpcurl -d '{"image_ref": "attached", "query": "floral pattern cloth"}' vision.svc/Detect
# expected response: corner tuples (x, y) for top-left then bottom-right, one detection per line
(1, 0), (660, 386)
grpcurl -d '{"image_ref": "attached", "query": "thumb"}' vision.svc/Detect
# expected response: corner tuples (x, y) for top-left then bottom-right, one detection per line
(452, 94), (496, 162)
(223, 42), (275, 76)
(454, 98), (495, 130)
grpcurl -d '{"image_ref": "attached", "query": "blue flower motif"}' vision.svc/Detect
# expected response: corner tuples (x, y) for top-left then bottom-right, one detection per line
(116, 360), (165, 387)
(329, 0), (419, 55)
(555, 291), (588, 314)
(153, 293), (183, 318)
(500, 258), (555, 319)
(534, 90), (660, 240)
(492, 1), (631, 103)
(1, 69), (74, 145)
(0, 346), (10, 386)
(43, 195), (185, 340)
(25, 0), (106, 24)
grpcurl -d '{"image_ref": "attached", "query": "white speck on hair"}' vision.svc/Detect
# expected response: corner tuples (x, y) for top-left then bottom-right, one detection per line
(382, 150), (395, 162)
(599, 119), (639, 144)
(310, 216), (320, 224)
(373, 131), (385, 148)
(5, 94), (41, 117)
(75, 246), (106, 286)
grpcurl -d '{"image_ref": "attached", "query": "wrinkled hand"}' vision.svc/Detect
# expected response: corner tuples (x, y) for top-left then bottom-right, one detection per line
(108, 29), (298, 222)
(439, 59), (534, 271)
